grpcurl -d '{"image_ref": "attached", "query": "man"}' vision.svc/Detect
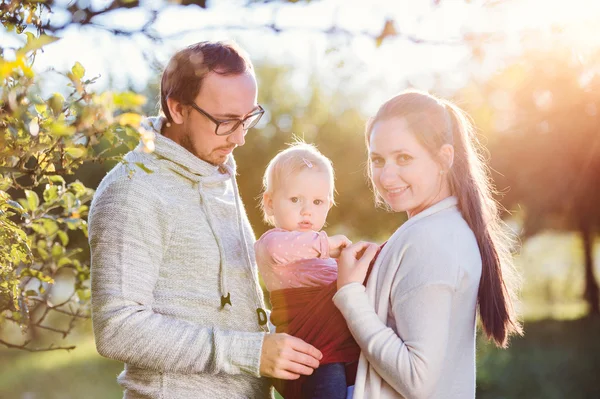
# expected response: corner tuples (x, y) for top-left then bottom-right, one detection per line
(88, 41), (322, 398)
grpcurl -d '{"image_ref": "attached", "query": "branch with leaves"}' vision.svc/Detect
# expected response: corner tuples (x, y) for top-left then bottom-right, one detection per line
(0, 32), (152, 351)
(0, 0), (491, 49)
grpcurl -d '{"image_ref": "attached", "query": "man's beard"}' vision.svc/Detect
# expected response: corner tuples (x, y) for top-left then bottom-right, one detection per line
(180, 129), (201, 159)
(181, 128), (234, 165)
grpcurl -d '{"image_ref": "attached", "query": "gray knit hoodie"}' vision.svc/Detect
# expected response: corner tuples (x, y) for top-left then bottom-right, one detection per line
(89, 116), (272, 398)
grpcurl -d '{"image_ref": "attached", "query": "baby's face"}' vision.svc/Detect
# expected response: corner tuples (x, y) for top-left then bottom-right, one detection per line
(266, 169), (332, 232)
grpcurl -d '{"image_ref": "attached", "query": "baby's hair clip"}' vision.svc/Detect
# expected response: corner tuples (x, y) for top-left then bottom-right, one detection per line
(302, 158), (313, 168)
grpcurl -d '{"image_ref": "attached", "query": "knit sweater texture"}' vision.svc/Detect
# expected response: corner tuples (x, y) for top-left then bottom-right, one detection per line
(88, 116), (271, 398)
(333, 197), (482, 399)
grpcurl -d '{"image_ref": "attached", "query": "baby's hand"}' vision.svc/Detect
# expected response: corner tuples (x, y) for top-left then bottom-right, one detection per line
(328, 234), (352, 258)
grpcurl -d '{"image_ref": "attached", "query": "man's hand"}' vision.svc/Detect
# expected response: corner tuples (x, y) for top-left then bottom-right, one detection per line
(260, 333), (323, 380)
(328, 234), (352, 258)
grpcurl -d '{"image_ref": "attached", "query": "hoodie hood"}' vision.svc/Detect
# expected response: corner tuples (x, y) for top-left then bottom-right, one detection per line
(140, 116), (237, 184)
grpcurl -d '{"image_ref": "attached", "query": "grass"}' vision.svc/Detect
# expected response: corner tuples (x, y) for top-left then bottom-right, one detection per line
(476, 317), (600, 399)
(1, 317), (599, 398)
(0, 338), (123, 399)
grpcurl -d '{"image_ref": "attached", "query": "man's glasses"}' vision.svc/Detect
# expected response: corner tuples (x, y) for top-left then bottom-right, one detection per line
(189, 103), (265, 136)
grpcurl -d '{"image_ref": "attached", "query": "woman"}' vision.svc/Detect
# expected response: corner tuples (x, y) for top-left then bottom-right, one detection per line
(333, 90), (522, 398)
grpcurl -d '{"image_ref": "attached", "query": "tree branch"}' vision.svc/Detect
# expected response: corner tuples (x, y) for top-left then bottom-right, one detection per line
(0, 338), (75, 352)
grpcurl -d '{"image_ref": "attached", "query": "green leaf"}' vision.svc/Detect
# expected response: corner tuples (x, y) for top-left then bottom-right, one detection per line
(47, 175), (66, 185)
(112, 92), (147, 110)
(48, 93), (65, 116)
(51, 242), (64, 259)
(57, 230), (69, 246)
(18, 34), (59, 55)
(36, 240), (49, 260)
(43, 219), (59, 237)
(76, 288), (91, 302)
(20, 268), (54, 283)
(71, 62), (85, 80)
(65, 147), (86, 159)
(57, 257), (72, 268)
(48, 121), (76, 137)
(31, 222), (46, 235)
(69, 182), (87, 198)
(43, 185), (59, 202)
(6, 200), (24, 212)
(25, 190), (40, 211)
(34, 103), (47, 115)
(72, 259), (83, 272)
(62, 192), (76, 211)
(63, 218), (79, 230)
(135, 162), (154, 174)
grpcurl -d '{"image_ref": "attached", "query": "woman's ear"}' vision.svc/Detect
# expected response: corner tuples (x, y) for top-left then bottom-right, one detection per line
(166, 97), (186, 125)
(439, 144), (455, 172)
(263, 192), (274, 216)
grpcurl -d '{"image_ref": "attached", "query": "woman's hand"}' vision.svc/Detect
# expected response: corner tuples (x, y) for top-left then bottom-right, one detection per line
(337, 241), (379, 290)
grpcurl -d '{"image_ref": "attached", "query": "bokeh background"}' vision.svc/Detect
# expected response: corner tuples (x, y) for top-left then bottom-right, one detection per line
(1, 0), (599, 398)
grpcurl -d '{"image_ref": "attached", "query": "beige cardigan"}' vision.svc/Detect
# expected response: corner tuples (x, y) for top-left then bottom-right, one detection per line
(333, 197), (482, 399)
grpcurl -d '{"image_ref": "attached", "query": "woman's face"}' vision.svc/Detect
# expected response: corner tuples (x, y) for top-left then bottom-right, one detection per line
(369, 117), (451, 217)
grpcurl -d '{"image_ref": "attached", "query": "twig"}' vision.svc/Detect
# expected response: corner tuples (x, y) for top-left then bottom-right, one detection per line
(0, 338), (75, 352)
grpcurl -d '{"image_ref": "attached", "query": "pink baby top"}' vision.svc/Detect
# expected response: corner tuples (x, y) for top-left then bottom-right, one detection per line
(254, 228), (338, 292)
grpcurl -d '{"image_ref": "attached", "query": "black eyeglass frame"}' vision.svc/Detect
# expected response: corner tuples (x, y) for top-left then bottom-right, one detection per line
(188, 103), (265, 136)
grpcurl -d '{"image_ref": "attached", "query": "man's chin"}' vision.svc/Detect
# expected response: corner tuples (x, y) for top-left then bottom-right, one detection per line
(207, 154), (229, 166)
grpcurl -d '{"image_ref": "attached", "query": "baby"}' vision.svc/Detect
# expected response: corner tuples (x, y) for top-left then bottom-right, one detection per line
(255, 142), (358, 399)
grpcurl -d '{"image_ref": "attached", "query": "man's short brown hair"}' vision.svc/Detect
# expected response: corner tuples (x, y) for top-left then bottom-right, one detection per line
(160, 41), (254, 123)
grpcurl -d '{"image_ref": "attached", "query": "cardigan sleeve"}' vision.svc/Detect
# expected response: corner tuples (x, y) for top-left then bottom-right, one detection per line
(333, 234), (460, 398)
(89, 178), (265, 376)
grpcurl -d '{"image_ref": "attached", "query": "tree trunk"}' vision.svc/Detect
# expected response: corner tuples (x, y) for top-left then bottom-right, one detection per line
(581, 222), (600, 316)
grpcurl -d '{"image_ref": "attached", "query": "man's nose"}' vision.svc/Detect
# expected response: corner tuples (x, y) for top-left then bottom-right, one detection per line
(228, 125), (246, 146)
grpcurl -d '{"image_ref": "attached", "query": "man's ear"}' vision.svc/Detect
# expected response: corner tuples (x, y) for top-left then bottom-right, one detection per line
(263, 192), (274, 216)
(166, 97), (186, 125)
(438, 144), (455, 172)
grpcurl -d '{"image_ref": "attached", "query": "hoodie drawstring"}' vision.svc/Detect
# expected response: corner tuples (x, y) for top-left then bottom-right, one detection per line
(196, 182), (231, 309)
(195, 171), (268, 332)
(227, 166), (269, 332)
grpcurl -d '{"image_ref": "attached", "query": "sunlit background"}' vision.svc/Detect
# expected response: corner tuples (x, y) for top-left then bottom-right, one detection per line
(1, 0), (600, 398)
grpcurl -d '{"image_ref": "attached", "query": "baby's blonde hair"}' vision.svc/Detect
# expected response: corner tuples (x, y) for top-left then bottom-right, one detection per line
(260, 141), (335, 226)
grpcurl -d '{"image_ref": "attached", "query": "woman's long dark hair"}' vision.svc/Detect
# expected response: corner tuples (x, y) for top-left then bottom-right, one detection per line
(366, 90), (522, 348)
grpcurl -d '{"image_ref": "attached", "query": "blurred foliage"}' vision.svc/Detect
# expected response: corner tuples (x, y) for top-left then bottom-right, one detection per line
(462, 43), (600, 314)
(0, 32), (147, 351)
(0, 0), (205, 35)
(514, 232), (590, 321)
(0, 0), (482, 50)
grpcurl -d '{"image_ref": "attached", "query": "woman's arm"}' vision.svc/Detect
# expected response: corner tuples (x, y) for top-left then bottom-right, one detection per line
(334, 238), (459, 398)
(333, 282), (454, 398)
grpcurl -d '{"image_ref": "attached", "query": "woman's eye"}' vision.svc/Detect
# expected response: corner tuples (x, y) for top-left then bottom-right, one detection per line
(397, 154), (413, 163)
(371, 158), (383, 166)
(313, 199), (323, 205)
(290, 197), (299, 203)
